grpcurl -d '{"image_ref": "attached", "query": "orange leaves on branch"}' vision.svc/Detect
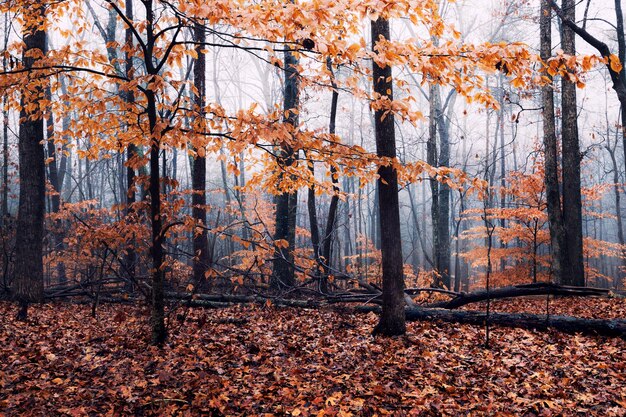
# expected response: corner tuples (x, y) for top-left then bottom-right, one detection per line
(609, 53), (623, 73)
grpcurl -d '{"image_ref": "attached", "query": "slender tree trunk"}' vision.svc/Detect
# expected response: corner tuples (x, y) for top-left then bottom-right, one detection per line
(561, 0), (585, 286)
(2, 95), (7, 222)
(218, 147), (235, 261)
(320, 58), (340, 292)
(272, 41), (299, 289)
(453, 192), (465, 292)
(614, 0), (626, 175)
(607, 143), (626, 288)
(435, 87), (451, 289)
(306, 151), (321, 279)
(407, 184), (433, 268)
(427, 84), (440, 284)
(371, 18), (405, 336)
(45, 95), (59, 212)
(498, 82), (507, 272)
(14, 5), (47, 320)
(45, 83), (67, 283)
(192, 22), (210, 286)
(142, 0), (166, 345)
(1, 12), (8, 222)
(427, 83), (452, 288)
(371, 183), (380, 249)
(124, 0), (137, 286)
(541, 0), (567, 284)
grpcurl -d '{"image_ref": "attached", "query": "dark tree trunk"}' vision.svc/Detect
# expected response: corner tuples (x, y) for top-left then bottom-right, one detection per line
(306, 153), (321, 279)
(272, 42), (299, 289)
(427, 84), (440, 285)
(541, 0), (567, 284)
(45, 86), (60, 213)
(370, 18), (406, 336)
(1, 13), (8, 222)
(147, 87), (165, 345)
(192, 22), (210, 286)
(45, 82), (67, 283)
(498, 84), (507, 272)
(141, 0), (166, 345)
(123, 0), (138, 287)
(405, 308), (626, 339)
(435, 88), (451, 289)
(453, 192), (465, 292)
(427, 84), (451, 288)
(14, 6), (47, 320)
(560, 0), (585, 286)
(614, 0), (626, 179)
(320, 58), (340, 292)
(1, 95), (7, 222)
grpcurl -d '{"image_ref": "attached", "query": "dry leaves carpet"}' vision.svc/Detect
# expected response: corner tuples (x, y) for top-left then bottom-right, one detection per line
(0, 299), (624, 416)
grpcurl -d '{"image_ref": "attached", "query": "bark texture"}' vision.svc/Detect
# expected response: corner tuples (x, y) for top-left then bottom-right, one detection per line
(14, 5), (47, 319)
(371, 18), (406, 336)
(272, 42), (300, 289)
(192, 22), (210, 285)
(541, 0), (567, 284)
(560, 0), (585, 286)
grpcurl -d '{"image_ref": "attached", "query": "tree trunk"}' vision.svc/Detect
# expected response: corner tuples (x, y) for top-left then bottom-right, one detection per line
(615, 0), (626, 180)
(1, 94), (7, 222)
(45, 82), (67, 283)
(427, 84), (440, 286)
(435, 88), (451, 289)
(404, 308), (626, 339)
(1, 12), (8, 222)
(14, 5), (47, 320)
(453, 192), (466, 292)
(371, 18), (406, 336)
(560, 0), (585, 286)
(45, 86), (60, 213)
(192, 22), (210, 286)
(541, 0), (567, 284)
(429, 282), (609, 309)
(306, 151), (322, 280)
(272, 41), (300, 289)
(498, 82), (507, 272)
(123, 0), (138, 287)
(142, 0), (166, 345)
(320, 58), (340, 292)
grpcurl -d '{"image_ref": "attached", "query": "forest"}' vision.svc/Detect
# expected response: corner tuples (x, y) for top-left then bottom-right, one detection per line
(0, 0), (625, 415)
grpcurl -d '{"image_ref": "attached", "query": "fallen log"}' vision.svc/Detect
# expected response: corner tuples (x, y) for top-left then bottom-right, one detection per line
(428, 282), (610, 309)
(165, 291), (321, 309)
(178, 295), (626, 339)
(404, 307), (626, 339)
(405, 288), (460, 297)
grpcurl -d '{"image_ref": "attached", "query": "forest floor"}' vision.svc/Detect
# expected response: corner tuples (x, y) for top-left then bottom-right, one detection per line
(0, 297), (624, 416)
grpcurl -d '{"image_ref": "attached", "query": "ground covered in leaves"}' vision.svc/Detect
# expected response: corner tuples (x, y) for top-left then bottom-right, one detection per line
(0, 299), (624, 416)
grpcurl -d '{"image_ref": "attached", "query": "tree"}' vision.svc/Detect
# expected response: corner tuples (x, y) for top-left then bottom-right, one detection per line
(371, 17), (405, 337)
(320, 58), (341, 292)
(192, 21), (210, 286)
(559, 0), (584, 286)
(14, 2), (47, 320)
(272, 40), (300, 290)
(540, 0), (567, 284)
(462, 160), (551, 287)
(427, 83), (453, 289)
